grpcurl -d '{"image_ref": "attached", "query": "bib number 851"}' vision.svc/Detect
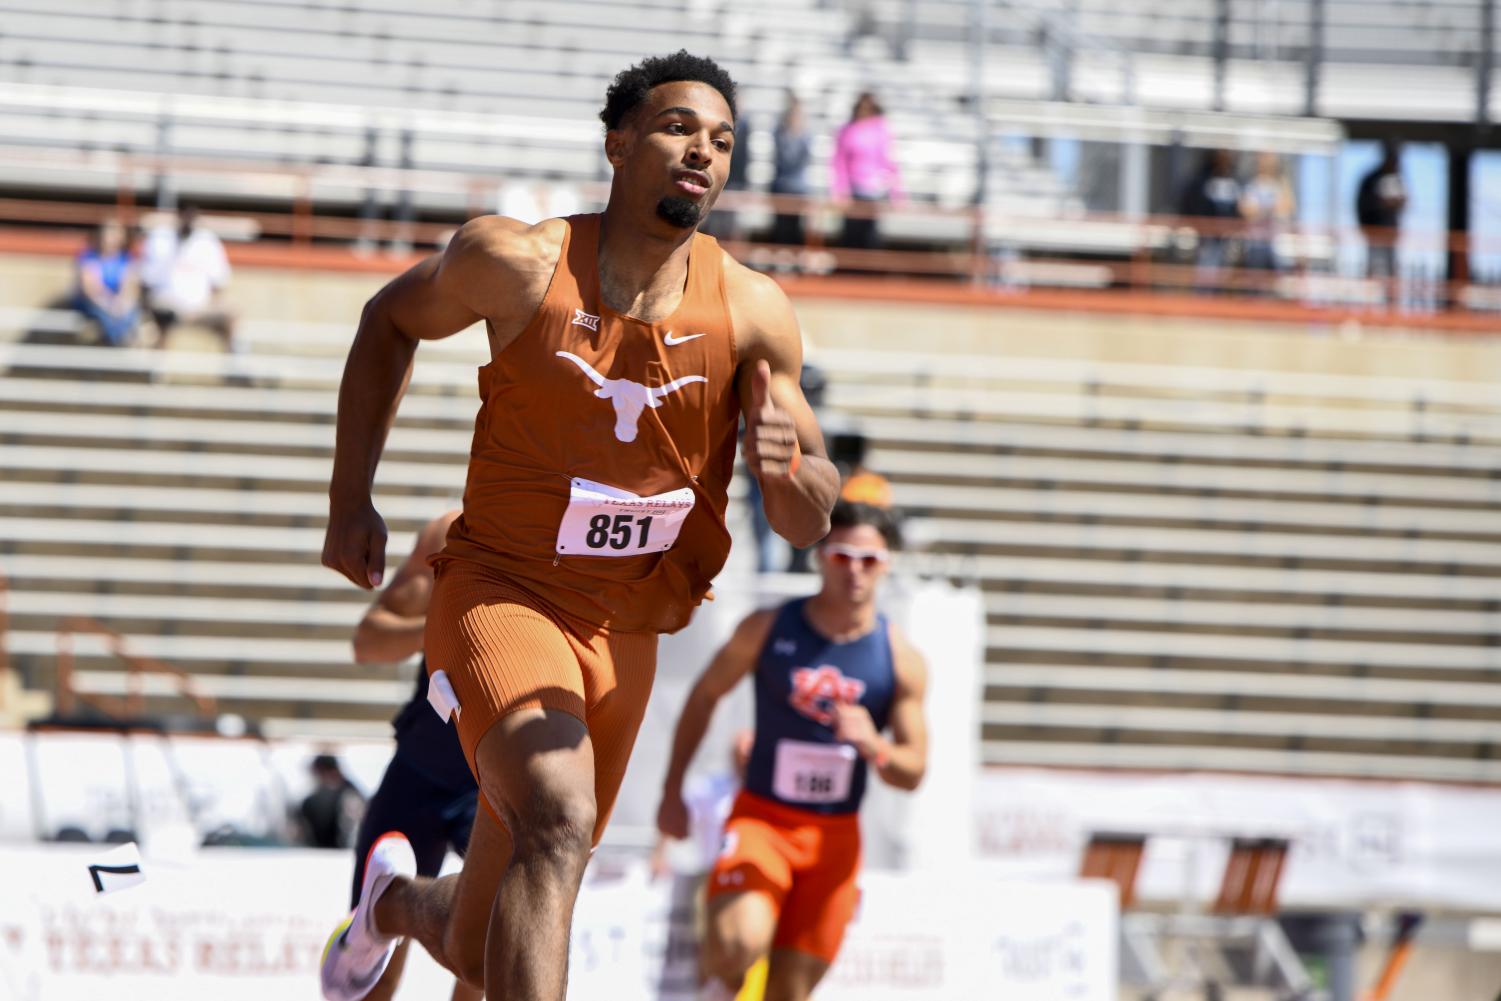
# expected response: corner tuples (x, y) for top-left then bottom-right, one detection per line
(585, 513), (655, 551)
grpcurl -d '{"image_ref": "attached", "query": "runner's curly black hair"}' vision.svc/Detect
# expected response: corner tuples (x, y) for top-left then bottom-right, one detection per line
(599, 50), (738, 131)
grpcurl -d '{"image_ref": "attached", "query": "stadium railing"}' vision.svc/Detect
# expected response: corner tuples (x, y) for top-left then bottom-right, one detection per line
(0, 168), (1495, 334)
(54, 615), (218, 722)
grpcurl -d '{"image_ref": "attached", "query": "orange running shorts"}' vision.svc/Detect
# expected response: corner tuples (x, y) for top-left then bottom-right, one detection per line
(707, 790), (863, 964)
(424, 556), (657, 845)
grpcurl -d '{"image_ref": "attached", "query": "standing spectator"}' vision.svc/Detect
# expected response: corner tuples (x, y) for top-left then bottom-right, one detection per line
(770, 92), (813, 246)
(73, 218), (141, 346)
(300, 753), (366, 850)
(1179, 149), (1243, 291)
(832, 92), (902, 251)
(141, 204), (238, 351)
(1240, 152), (1295, 276)
(1357, 139), (1406, 281)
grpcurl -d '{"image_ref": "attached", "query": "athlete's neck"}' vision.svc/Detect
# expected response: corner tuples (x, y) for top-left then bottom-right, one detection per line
(596, 207), (696, 322)
(802, 593), (879, 644)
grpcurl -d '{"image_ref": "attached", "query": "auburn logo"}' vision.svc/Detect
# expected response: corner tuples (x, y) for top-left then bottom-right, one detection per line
(788, 666), (866, 727)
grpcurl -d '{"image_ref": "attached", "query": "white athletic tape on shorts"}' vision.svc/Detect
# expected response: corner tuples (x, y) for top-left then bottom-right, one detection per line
(428, 670), (462, 723)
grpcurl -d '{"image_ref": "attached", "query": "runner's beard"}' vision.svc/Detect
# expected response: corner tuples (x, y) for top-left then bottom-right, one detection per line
(656, 195), (703, 229)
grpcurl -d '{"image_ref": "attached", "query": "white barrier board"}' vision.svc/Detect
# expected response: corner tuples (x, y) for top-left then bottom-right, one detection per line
(974, 767), (1501, 912)
(0, 845), (1116, 1001)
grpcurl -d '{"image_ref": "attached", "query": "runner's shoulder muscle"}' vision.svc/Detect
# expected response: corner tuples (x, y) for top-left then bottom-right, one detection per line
(445, 215), (567, 342)
(723, 253), (799, 362)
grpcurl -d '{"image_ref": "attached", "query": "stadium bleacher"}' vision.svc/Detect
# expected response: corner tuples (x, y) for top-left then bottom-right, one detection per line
(3, 265), (1499, 779)
(0, 0), (1498, 783)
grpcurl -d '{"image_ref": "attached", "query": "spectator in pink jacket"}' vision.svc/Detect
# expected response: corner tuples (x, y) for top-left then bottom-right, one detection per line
(831, 92), (902, 251)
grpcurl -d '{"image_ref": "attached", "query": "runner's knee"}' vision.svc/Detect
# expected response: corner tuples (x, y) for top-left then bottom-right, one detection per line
(705, 917), (770, 983)
(509, 787), (596, 867)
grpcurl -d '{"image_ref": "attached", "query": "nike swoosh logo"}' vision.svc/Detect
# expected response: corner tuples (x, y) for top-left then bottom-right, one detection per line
(663, 331), (706, 346)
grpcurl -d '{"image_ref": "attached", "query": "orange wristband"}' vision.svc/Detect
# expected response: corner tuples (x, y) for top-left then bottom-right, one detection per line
(787, 442), (802, 477)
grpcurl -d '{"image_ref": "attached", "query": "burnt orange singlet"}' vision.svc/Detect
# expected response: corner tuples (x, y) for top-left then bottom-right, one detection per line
(439, 213), (741, 634)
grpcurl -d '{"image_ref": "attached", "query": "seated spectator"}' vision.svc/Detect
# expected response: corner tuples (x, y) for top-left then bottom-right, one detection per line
(141, 205), (238, 351)
(299, 753), (365, 849)
(73, 219), (141, 347)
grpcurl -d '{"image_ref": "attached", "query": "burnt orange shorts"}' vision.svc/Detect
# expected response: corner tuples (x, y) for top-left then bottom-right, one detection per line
(424, 557), (657, 845)
(707, 791), (862, 965)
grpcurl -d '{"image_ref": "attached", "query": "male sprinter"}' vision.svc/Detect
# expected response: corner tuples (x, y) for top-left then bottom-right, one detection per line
(320, 51), (839, 1001)
(342, 509), (481, 1001)
(656, 501), (928, 1001)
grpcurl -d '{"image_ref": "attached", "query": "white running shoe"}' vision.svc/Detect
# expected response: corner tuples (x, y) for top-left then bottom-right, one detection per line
(319, 831), (416, 1001)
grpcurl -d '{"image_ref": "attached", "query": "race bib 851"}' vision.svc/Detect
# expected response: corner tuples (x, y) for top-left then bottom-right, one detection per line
(555, 477), (695, 558)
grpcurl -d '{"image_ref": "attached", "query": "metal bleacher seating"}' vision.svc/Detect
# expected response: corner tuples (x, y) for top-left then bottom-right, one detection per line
(4, 295), (1501, 782)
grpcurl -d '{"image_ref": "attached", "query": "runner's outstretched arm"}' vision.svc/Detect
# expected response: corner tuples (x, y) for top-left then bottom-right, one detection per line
(656, 609), (775, 839)
(728, 264), (839, 548)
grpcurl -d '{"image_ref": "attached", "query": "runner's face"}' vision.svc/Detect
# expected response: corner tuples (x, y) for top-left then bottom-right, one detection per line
(609, 81), (734, 229)
(818, 525), (890, 606)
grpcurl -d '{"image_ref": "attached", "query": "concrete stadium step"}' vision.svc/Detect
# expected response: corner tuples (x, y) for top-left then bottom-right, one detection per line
(831, 383), (1501, 444)
(875, 448), (1501, 505)
(4, 410), (474, 458)
(69, 669), (411, 707)
(813, 347), (1501, 413)
(0, 374), (477, 424)
(982, 592), (1501, 638)
(6, 631), (392, 684)
(978, 740), (1501, 784)
(911, 516), (1501, 571)
(8, 591), (363, 631)
(892, 481), (1501, 539)
(0, 445), (466, 493)
(0, 482), (462, 531)
(0, 516), (411, 562)
(855, 413), (1501, 475)
(984, 624), (1501, 674)
(984, 663), (1501, 711)
(0, 341), (477, 390)
(979, 701), (1501, 747)
(962, 553), (1501, 603)
(0, 554), (361, 598)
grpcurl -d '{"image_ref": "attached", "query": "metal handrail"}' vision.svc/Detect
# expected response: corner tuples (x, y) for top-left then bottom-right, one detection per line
(54, 616), (217, 720)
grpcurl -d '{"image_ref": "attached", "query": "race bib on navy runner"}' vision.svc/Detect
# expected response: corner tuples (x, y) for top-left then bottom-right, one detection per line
(772, 739), (858, 805)
(555, 477), (695, 557)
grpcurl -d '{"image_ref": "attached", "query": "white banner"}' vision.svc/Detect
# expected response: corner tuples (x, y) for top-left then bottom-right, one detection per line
(973, 767), (1501, 912)
(0, 845), (1116, 1001)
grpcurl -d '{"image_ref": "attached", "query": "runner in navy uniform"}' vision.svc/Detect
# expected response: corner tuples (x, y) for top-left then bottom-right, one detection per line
(657, 501), (929, 1001)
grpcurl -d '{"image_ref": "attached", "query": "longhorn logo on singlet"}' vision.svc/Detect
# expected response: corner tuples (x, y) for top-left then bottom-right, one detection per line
(556, 351), (707, 443)
(788, 665), (867, 727)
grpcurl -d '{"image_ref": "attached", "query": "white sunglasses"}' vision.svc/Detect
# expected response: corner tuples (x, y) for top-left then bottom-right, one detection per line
(821, 543), (890, 568)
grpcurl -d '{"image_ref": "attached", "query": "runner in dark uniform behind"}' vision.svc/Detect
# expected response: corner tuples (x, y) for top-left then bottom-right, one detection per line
(346, 510), (481, 1001)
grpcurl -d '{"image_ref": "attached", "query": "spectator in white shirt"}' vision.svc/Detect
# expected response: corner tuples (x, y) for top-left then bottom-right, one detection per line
(141, 205), (238, 350)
